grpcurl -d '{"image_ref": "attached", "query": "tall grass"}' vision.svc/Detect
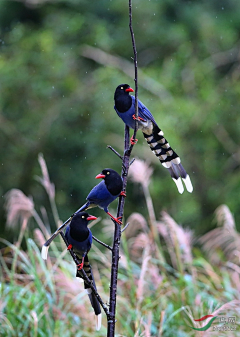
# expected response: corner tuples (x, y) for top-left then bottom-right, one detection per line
(1, 156), (240, 336)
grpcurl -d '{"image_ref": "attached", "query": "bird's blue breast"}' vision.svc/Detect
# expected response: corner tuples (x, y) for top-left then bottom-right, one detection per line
(87, 180), (116, 212)
(114, 99), (136, 129)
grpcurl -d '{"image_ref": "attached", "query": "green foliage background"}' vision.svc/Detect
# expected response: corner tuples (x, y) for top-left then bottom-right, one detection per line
(1, 0), (240, 235)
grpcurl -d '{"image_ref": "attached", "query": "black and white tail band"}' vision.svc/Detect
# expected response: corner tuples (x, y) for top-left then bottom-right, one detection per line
(143, 126), (193, 194)
(78, 257), (102, 331)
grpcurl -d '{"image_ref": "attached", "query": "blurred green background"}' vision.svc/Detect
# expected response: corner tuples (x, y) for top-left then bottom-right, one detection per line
(2, 1), (240, 336)
(1, 0), (240, 238)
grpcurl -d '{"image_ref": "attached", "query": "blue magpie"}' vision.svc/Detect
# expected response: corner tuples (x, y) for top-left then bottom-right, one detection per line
(65, 212), (102, 331)
(42, 168), (123, 259)
(114, 84), (193, 194)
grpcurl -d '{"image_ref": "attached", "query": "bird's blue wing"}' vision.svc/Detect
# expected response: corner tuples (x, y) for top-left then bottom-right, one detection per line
(87, 180), (115, 212)
(87, 180), (110, 203)
(131, 96), (158, 125)
(114, 95), (158, 129)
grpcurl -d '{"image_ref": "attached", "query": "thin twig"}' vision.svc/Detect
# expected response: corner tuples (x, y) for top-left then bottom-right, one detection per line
(129, 158), (135, 166)
(92, 235), (113, 251)
(59, 232), (109, 316)
(121, 222), (130, 233)
(107, 145), (123, 160)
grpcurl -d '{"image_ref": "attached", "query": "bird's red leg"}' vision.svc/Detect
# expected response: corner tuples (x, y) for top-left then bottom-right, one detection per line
(132, 114), (146, 122)
(107, 212), (122, 225)
(67, 244), (73, 250)
(77, 256), (85, 270)
(120, 190), (127, 197)
(130, 135), (138, 145)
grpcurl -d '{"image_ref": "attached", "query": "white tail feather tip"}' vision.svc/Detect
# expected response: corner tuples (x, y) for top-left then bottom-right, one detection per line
(41, 245), (49, 260)
(96, 313), (102, 331)
(172, 157), (181, 165)
(85, 288), (92, 294)
(173, 178), (184, 194)
(183, 175), (193, 193)
(162, 162), (171, 168)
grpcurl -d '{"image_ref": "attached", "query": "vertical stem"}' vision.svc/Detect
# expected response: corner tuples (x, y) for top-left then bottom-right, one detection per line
(143, 185), (165, 264)
(11, 217), (28, 280)
(129, 0), (139, 148)
(107, 1), (138, 335)
(107, 126), (131, 336)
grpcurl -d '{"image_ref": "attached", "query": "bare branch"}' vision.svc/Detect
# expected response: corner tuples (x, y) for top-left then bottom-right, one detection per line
(107, 3), (139, 335)
(92, 235), (113, 251)
(129, 0), (138, 150)
(129, 158), (135, 166)
(121, 222), (130, 233)
(107, 145), (123, 160)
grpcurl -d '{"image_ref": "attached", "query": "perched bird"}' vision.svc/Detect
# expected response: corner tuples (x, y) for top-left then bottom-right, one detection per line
(41, 168), (123, 259)
(114, 84), (193, 194)
(65, 212), (101, 331)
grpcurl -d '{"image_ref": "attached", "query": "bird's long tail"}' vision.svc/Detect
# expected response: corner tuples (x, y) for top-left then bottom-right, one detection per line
(143, 124), (193, 194)
(41, 202), (90, 260)
(77, 255), (102, 331)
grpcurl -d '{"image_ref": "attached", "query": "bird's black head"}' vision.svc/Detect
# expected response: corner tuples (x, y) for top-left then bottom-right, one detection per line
(114, 84), (134, 113)
(96, 168), (123, 196)
(69, 212), (97, 241)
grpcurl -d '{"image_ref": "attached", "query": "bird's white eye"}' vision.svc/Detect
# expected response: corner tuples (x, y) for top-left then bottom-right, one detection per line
(107, 171), (110, 175)
(121, 87), (123, 89)
(82, 216), (85, 218)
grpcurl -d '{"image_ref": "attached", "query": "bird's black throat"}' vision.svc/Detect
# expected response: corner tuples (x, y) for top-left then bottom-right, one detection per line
(70, 224), (89, 242)
(114, 91), (132, 113)
(105, 174), (123, 196)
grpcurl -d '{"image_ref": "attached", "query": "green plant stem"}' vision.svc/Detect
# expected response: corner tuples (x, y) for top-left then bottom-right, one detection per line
(11, 217), (28, 279)
(142, 184), (165, 264)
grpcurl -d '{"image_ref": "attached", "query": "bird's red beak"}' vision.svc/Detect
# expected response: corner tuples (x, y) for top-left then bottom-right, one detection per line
(95, 173), (105, 179)
(125, 87), (134, 92)
(87, 215), (98, 221)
